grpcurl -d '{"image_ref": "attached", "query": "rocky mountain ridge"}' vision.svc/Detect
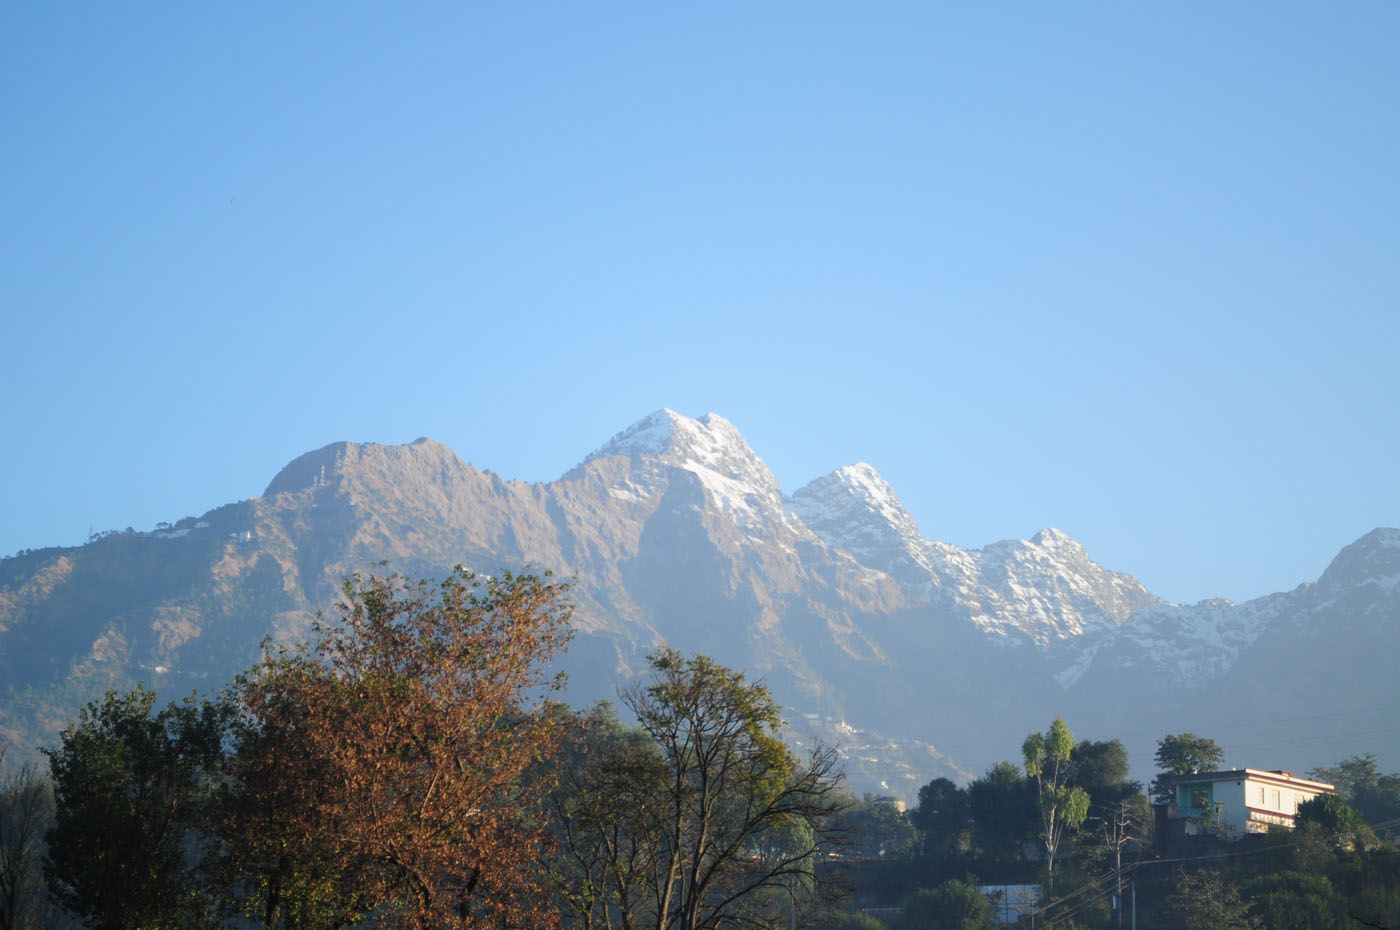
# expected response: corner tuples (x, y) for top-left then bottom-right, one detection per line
(2, 410), (1395, 796)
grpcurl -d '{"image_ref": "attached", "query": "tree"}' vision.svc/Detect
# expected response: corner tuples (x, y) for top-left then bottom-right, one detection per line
(911, 777), (971, 860)
(1065, 739), (1137, 806)
(217, 656), (369, 930)
(835, 794), (918, 860)
(1165, 869), (1261, 930)
(0, 747), (56, 930)
(43, 686), (229, 930)
(1312, 754), (1384, 800)
(604, 649), (847, 930)
(1150, 733), (1224, 803)
(228, 568), (573, 930)
(1022, 718), (1090, 886)
(899, 880), (997, 930)
(1297, 793), (1375, 849)
(1311, 755), (1400, 828)
(547, 703), (664, 930)
(1340, 846), (1400, 930)
(1076, 793), (1148, 930)
(968, 762), (1035, 865)
(809, 912), (885, 930)
(1245, 871), (1348, 930)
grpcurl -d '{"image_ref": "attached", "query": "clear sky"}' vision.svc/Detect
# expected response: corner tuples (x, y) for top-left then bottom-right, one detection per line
(3, 3), (1397, 606)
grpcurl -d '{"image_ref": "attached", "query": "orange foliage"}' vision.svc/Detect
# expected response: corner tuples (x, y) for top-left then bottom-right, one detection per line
(229, 569), (572, 930)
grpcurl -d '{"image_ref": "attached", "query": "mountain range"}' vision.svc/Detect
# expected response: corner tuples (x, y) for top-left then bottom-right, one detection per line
(2, 409), (1396, 798)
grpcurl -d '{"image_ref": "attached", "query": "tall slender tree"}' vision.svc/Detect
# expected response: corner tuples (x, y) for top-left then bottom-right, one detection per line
(1022, 718), (1089, 887)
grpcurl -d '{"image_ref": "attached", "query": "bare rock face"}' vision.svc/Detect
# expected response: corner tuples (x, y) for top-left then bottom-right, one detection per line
(2, 410), (1396, 792)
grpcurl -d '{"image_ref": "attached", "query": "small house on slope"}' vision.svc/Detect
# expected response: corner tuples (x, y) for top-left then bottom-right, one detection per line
(1164, 768), (1334, 840)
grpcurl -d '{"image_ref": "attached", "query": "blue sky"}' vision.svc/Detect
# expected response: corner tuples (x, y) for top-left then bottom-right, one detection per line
(3, 3), (1397, 606)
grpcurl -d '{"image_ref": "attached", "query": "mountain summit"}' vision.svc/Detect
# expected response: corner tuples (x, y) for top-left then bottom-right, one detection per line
(580, 409), (785, 535)
(1, 409), (1395, 792)
(789, 463), (933, 587)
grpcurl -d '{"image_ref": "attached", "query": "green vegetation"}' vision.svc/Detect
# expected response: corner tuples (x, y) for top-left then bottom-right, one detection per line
(1311, 754), (1400, 831)
(810, 730), (1400, 930)
(898, 880), (997, 930)
(2, 569), (1399, 930)
(1022, 718), (1091, 886)
(44, 686), (228, 930)
(549, 649), (845, 930)
(7, 571), (847, 930)
(1150, 732), (1224, 803)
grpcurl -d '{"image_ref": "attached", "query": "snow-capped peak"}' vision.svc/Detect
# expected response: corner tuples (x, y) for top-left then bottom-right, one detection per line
(789, 464), (924, 545)
(582, 409), (784, 533)
(1314, 527), (1400, 594)
(587, 408), (678, 459)
(1030, 527), (1083, 553)
(788, 463), (933, 586)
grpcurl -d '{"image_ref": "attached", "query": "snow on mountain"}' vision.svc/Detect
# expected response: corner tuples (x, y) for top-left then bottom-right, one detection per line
(947, 529), (1162, 646)
(259, 413), (1400, 698)
(4, 405), (1397, 787)
(1064, 527), (1400, 691)
(585, 409), (677, 459)
(787, 464), (935, 587)
(1054, 589), (1302, 689)
(581, 409), (786, 535)
(790, 465), (1160, 647)
(1311, 527), (1400, 603)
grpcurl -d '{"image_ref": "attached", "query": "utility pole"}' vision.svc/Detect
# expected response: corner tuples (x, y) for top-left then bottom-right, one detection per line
(1106, 798), (1142, 930)
(1115, 801), (1126, 930)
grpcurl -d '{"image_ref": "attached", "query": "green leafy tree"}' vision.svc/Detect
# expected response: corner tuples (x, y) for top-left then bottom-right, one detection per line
(1310, 754), (1400, 828)
(1150, 733), (1224, 803)
(836, 794), (918, 860)
(968, 762), (1035, 865)
(1296, 793), (1375, 849)
(1312, 754), (1384, 799)
(43, 685), (229, 930)
(1339, 846), (1400, 930)
(547, 703), (666, 930)
(898, 880), (996, 930)
(1164, 869), (1261, 930)
(1245, 871), (1347, 930)
(1065, 739), (1138, 806)
(1022, 718), (1090, 885)
(611, 649), (847, 930)
(910, 777), (971, 861)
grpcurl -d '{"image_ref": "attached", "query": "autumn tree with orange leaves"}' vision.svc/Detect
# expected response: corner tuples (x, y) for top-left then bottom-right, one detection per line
(225, 568), (572, 930)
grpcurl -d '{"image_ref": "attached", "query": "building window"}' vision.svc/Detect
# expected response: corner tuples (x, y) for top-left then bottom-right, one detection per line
(1190, 787), (1211, 809)
(1272, 790), (1281, 810)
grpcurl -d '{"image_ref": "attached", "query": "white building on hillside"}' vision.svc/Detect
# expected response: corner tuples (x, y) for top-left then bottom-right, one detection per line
(1168, 768), (1334, 839)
